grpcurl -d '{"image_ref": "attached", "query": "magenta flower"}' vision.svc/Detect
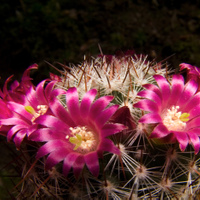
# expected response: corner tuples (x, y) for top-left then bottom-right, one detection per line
(0, 64), (38, 104)
(0, 80), (63, 148)
(180, 63), (200, 91)
(134, 74), (200, 154)
(30, 87), (126, 177)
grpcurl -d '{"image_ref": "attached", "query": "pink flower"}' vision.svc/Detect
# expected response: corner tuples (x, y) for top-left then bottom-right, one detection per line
(0, 80), (64, 148)
(134, 74), (200, 154)
(0, 64), (38, 104)
(30, 87), (126, 177)
(180, 63), (200, 91)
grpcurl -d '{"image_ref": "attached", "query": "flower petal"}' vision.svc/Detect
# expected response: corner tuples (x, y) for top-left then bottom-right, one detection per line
(173, 131), (188, 152)
(169, 74), (184, 106)
(49, 97), (75, 127)
(36, 140), (67, 158)
(80, 89), (97, 118)
(101, 123), (127, 137)
(63, 152), (79, 176)
(84, 152), (99, 177)
(139, 113), (162, 123)
(177, 79), (198, 108)
(29, 128), (66, 142)
(134, 99), (159, 112)
(89, 96), (114, 120)
(188, 131), (200, 154)
(13, 129), (27, 149)
(95, 105), (119, 128)
(153, 75), (171, 107)
(45, 149), (68, 170)
(73, 155), (85, 178)
(98, 138), (120, 155)
(150, 123), (169, 138)
(35, 115), (70, 132)
(137, 90), (161, 105)
(66, 87), (80, 123)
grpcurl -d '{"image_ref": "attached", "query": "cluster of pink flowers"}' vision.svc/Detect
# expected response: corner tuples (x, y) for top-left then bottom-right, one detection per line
(0, 59), (200, 181)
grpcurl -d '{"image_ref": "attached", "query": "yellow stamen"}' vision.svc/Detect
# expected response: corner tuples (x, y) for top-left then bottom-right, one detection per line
(179, 113), (190, 122)
(25, 106), (36, 115)
(69, 134), (82, 150)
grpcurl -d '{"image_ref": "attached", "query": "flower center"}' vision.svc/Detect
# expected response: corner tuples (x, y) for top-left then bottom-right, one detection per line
(25, 105), (48, 122)
(67, 126), (97, 154)
(162, 106), (189, 131)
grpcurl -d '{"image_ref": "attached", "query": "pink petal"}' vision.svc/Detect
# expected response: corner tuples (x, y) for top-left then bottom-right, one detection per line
(95, 105), (119, 128)
(66, 87), (80, 123)
(63, 152), (80, 176)
(188, 131), (200, 154)
(89, 96), (114, 120)
(98, 138), (120, 155)
(13, 129), (27, 149)
(137, 90), (161, 105)
(7, 125), (26, 141)
(1, 118), (29, 126)
(134, 99), (159, 112)
(181, 93), (200, 113)
(36, 140), (67, 158)
(73, 155), (85, 178)
(8, 102), (32, 120)
(188, 104), (200, 119)
(84, 152), (99, 177)
(150, 123), (169, 138)
(35, 115), (70, 132)
(177, 79), (198, 108)
(49, 97), (75, 127)
(143, 84), (161, 98)
(173, 131), (188, 152)
(101, 123), (127, 137)
(153, 75), (171, 107)
(80, 89), (97, 118)
(29, 128), (66, 142)
(139, 113), (162, 123)
(45, 149), (68, 170)
(186, 116), (200, 130)
(169, 74), (184, 106)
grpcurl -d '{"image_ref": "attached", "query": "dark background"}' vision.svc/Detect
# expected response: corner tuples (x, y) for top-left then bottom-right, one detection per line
(1, 0), (200, 86)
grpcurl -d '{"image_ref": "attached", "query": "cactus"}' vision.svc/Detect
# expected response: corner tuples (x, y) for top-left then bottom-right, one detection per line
(1, 52), (200, 199)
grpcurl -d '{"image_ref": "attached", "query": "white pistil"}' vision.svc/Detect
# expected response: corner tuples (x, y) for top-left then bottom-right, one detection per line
(68, 126), (97, 153)
(162, 106), (188, 131)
